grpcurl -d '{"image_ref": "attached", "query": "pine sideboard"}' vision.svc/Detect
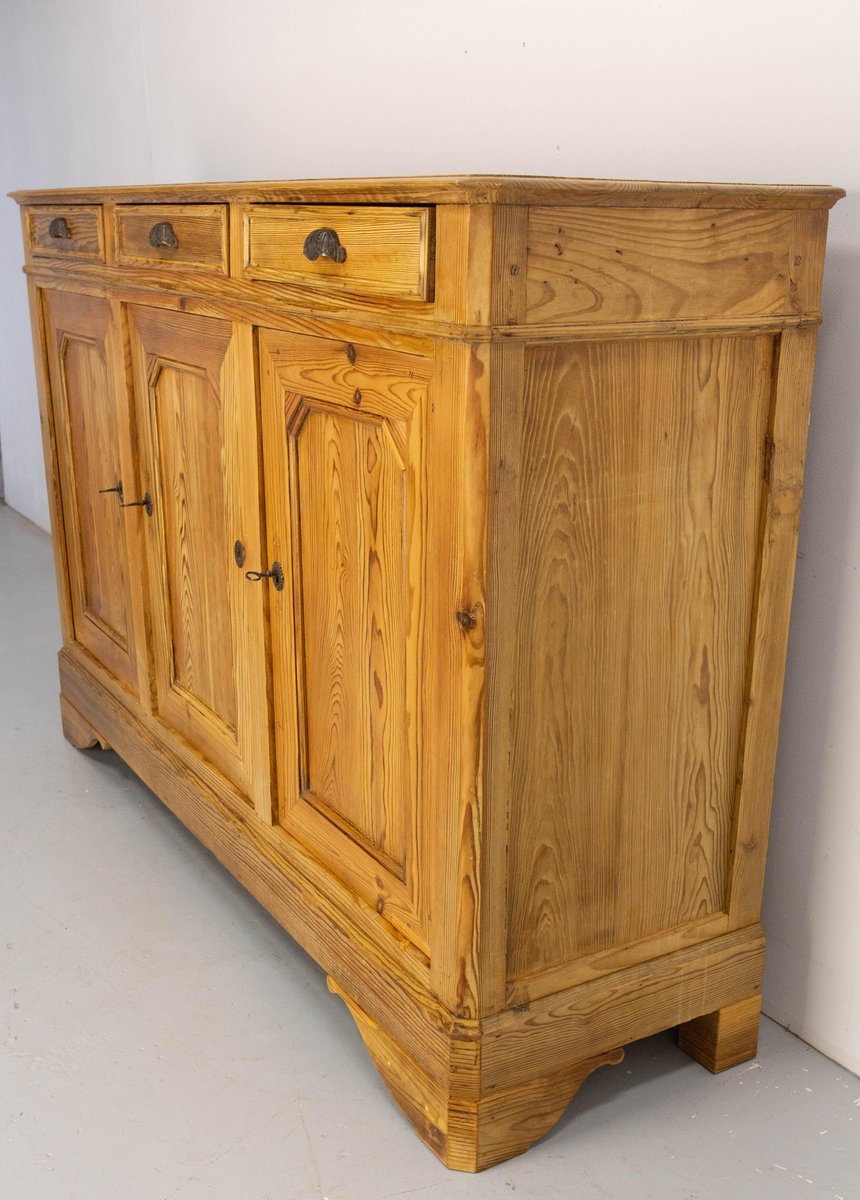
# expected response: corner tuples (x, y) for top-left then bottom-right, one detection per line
(12, 176), (844, 1170)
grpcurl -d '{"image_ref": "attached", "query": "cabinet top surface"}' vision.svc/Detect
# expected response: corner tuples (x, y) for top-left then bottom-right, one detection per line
(9, 174), (845, 209)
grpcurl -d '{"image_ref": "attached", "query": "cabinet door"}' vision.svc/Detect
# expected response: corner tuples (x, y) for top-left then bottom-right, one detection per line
(259, 330), (431, 948)
(42, 290), (141, 693)
(128, 306), (271, 816)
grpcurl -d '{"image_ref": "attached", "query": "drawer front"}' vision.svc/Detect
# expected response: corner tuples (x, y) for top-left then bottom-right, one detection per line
(27, 206), (104, 261)
(241, 205), (434, 300)
(114, 205), (228, 271)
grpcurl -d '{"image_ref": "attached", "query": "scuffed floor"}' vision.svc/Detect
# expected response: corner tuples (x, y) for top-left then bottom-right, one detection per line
(1, 504), (858, 1200)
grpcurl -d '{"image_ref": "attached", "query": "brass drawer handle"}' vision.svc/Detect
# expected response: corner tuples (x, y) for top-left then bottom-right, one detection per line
(48, 216), (72, 240)
(245, 562), (285, 591)
(148, 221), (179, 250)
(303, 227), (346, 264)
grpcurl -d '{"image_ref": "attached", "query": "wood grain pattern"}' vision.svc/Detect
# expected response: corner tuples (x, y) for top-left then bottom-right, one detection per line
(23, 253), (825, 348)
(128, 305), (272, 816)
(481, 925), (765, 1089)
(26, 205), (104, 260)
(726, 327), (819, 930)
(260, 328), (428, 948)
(42, 289), (140, 692)
(526, 207), (805, 325)
(328, 974), (623, 1171)
(16, 175), (841, 1172)
(11, 176), (845, 209)
(240, 204), (433, 299)
(503, 335), (773, 986)
(296, 404), (409, 869)
(60, 694), (110, 750)
(113, 204), (227, 272)
(678, 992), (762, 1072)
(426, 340), (492, 1018)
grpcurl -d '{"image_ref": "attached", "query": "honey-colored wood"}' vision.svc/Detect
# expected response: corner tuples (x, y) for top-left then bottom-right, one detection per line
(60, 694), (110, 750)
(259, 328), (430, 947)
(678, 993), (762, 1072)
(239, 204), (433, 299)
(501, 334), (773, 988)
(526, 206), (808, 324)
(26, 205), (104, 261)
(127, 305), (272, 817)
(11, 176), (844, 209)
(726, 326), (820, 930)
(328, 975), (624, 1170)
(15, 175), (841, 1172)
(41, 289), (141, 692)
(113, 204), (228, 272)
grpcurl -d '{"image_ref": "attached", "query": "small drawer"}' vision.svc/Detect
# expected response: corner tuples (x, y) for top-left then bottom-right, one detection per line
(114, 205), (227, 271)
(26, 206), (104, 261)
(240, 205), (434, 300)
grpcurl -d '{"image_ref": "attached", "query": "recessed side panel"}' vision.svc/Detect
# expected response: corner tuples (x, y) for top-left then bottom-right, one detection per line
(151, 361), (237, 733)
(504, 335), (775, 989)
(292, 404), (409, 872)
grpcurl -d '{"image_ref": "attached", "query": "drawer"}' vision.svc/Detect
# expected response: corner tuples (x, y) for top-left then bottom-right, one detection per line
(114, 205), (227, 271)
(240, 205), (434, 300)
(26, 206), (104, 261)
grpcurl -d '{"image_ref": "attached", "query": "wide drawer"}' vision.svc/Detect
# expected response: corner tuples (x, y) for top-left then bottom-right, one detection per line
(239, 204), (434, 300)
(114, 204), (228, 271)
(26, 206), (104, 261)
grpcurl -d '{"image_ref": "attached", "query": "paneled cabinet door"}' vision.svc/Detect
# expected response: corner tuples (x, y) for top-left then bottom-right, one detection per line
(127, 306), (271, 817)
(42, 290), (141, 693)
(259, 330), (432, 950)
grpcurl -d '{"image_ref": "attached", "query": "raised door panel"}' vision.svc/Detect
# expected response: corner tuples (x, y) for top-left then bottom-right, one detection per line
(259, 330), (430, 948)
(503, 334), (775, 994)
(128, 306), (271, 815)
(42, 290), (139, 692)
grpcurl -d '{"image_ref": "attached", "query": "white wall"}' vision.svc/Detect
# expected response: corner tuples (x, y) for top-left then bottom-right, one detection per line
(1, 0), (858, 1073)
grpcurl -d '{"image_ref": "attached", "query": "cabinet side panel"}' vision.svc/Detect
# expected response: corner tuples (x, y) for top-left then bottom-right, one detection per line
(504, 335), (774, 986)
(525, 208), (814, 325)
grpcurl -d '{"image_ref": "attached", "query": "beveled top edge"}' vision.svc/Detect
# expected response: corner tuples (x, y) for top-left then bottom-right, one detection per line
(8, 174), (846, 209)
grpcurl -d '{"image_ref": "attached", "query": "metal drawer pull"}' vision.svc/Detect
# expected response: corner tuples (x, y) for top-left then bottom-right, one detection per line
(121, 491), (153, 516)
(245, 562), (285, 591)
(48, 217), (72, 240)
(302, 227), (346, 264)
(148, 221), (179, 250)
(99, 480), (124, 502)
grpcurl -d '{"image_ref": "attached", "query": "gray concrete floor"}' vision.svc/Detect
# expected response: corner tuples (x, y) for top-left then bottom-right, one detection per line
(1, 501), (858, 1200)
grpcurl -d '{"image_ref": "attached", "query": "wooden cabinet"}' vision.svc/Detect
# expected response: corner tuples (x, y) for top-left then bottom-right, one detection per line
(15, 176), (843, 1172)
